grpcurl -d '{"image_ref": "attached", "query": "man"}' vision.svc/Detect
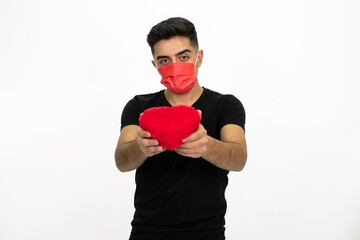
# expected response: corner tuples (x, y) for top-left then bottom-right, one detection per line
(115, 17), (247, 240)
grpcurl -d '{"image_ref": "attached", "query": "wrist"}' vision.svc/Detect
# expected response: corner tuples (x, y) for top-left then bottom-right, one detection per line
(201, 135), (216, 159)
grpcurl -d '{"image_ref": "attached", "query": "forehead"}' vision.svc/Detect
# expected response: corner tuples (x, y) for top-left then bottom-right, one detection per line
(153, 36), (195, 57)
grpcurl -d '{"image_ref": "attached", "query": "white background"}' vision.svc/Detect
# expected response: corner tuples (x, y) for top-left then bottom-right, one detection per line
(1, 0), (359, 239)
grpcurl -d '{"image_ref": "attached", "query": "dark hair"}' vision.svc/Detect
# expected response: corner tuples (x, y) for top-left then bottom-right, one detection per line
(147, 17), (199, 54)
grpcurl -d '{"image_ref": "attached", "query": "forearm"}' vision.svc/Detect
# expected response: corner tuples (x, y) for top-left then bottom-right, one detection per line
(115, 140), (147, 172)
(202, 136), (247, 171)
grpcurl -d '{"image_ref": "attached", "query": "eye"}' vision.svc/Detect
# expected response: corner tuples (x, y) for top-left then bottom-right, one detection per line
(159, 59), (170, 65)
(180, 56), (189, 61)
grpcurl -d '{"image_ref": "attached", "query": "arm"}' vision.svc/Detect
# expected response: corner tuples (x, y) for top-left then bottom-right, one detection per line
(114, 125), (165, 172)
(175, 124), (247, 171)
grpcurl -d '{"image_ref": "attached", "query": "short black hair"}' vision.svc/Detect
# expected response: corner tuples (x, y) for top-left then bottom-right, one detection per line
(147, 17), (199, 55)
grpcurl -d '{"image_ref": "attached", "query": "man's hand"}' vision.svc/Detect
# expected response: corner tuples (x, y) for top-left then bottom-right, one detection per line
(174, 123), (208, 158)
(137, 128), (165, 157)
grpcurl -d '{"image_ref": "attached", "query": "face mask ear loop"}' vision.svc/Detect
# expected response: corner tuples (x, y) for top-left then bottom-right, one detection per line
(194, 52), (199, 66)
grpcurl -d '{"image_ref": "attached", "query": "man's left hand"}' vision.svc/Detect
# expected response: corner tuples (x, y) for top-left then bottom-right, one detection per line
(174, 124), (208, 158)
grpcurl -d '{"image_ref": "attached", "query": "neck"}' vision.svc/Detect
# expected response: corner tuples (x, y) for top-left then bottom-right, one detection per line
(164, 82), (203, 106)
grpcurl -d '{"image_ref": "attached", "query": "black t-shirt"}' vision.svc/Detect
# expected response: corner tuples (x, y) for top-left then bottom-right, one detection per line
(121, 88), (245, 240)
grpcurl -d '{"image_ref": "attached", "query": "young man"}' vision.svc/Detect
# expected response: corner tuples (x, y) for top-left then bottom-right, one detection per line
(115, 17), (247, 240)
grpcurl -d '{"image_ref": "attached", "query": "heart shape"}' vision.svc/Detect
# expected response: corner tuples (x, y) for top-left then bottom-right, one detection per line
(139, 105), (201, 150)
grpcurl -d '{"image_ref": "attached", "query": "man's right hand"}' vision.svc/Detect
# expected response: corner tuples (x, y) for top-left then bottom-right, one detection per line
(137, 128), (165, 157)
(115, 125), (165, 172)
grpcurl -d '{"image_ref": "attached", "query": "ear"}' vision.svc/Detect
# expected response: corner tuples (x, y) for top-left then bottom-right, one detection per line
(196, 50), (204, 68)
(151, 60), (157, 68)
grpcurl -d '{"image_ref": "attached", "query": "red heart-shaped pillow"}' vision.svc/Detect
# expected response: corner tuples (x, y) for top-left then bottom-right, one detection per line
(139, 105), (201, 150)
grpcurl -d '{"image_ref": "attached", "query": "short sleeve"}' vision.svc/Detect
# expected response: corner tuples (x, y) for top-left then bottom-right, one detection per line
(121, 97), (141, 129)
(218, 95), (246, 131)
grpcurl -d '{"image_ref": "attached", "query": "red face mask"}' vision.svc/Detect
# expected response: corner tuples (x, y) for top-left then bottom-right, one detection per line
(158, 62), (197, 94)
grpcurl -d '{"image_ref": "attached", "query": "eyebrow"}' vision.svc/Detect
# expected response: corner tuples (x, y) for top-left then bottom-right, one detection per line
(156, 49), (192, 60)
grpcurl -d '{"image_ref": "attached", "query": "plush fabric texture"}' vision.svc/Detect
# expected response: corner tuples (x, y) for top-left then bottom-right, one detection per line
(139, 105), (201, 150)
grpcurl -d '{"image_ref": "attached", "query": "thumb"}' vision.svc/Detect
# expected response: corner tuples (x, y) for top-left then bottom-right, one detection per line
(197, 110), (202, 119)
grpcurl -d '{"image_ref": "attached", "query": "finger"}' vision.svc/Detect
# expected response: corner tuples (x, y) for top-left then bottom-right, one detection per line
(177, 141), (194, 149)
(143, 146), (165, 157)
(146, 145), (164, 153)
(182, 125), (206, 143)
(140, 138), (165, 156)
(197, 110), (202, 119)
(179, 139), (205, 150)
(138, 127), (151, 138)
(182, 132), (197, 143)
(142, 138), (159, 147)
